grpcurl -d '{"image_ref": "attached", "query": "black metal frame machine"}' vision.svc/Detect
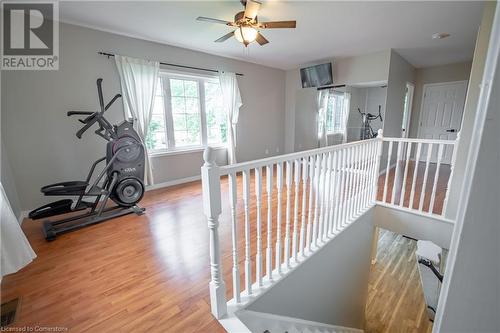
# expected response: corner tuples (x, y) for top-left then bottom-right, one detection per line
(29, 79), (146, 241)
(358, 105), (383, 140)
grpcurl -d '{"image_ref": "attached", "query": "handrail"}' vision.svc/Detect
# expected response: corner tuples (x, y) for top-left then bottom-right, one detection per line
(382, 137), (457, 145)
(221, 138), (378, 174)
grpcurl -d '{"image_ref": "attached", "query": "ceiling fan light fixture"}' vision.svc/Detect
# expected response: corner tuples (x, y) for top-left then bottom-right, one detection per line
(234, 26), (258, 45)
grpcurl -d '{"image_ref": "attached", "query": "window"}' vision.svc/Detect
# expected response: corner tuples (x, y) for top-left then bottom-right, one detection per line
(326, 92), (349, 135)
(146, 72), (227, 153)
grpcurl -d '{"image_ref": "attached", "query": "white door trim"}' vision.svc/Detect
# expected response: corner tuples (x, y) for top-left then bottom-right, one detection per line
(416, 80), (469, 139)
(402, 82), (415, 138)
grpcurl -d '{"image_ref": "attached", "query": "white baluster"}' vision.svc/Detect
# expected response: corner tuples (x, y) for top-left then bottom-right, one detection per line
(391, 141), (403, 205)
(409, 143), (422, 210)
(228, 172), (240, 303)
(443, 142), (458, 216)
(306, 156), (315, 253)
(373, 131), (384, 204)
(429, 144), (444, 214)
(339, 148), (348, 228)
(242, 169), (252, 295)
(266, 164), (274, 282)
(275, 162), (283, 274)
(285, 160), (292, 268)
(399, 142), (413, 207)
(326, 152), (334, 236)
(201, 148), (227, 318)
(292, 159), (301, 262)
(383, 141), (393, 203)
(318, 153), (327, 241)
(312, 154), (322, 247)
(419, 143), (434, 212)
(353, 144), (361, 216)
(367, 141), (376, 207)
(255, 167), (263, 287)
(332, 150), (342, 233)
(361, 142), (370, 210)
(346, 147), (354, 221)
(300, 158), (308, 257)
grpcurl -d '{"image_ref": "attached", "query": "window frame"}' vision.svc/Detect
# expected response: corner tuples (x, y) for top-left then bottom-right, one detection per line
(149, 70), (227, 156)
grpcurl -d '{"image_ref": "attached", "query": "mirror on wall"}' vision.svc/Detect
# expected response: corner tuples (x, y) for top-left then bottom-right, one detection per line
(293, 82), (387, 152)
(345, 83), (387, 143)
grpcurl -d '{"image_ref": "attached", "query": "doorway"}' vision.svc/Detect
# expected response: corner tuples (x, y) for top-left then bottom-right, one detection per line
(417, 80), (468, 164)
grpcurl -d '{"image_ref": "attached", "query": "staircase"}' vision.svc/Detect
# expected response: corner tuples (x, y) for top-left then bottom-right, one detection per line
(201, 130), (457, 332)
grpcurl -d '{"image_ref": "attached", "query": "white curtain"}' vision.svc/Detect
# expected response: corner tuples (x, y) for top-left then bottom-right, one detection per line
(317, 89), (329, 147)
(341, 92), (351, 143)
(115, 55), (160, 186)
(1, 183), (36, 277)
(219, 71), (243, 164)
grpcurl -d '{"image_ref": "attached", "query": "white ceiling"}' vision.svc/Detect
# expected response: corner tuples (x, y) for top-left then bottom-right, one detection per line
(60, 1), (484, 70)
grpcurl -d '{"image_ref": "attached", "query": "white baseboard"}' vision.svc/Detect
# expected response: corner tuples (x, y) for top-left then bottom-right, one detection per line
(146, 175), (201, 191)
(19, 210), (29, 225)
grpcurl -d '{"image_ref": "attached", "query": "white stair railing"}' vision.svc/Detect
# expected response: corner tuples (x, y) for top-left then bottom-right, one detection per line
(201, 131), (382, 320)
(377, 137), (457, 217)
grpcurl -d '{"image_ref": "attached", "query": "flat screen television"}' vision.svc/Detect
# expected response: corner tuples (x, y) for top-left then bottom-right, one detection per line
(300, 62), (333, 88)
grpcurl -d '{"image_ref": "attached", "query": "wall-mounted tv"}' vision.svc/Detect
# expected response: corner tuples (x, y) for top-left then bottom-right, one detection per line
(300, 62), (333, 88)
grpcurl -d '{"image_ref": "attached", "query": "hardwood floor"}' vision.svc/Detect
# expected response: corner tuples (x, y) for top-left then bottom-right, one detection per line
(365, 229), (434, 333)
(377, 160), (451, 215)
(1, 163), (448, 332)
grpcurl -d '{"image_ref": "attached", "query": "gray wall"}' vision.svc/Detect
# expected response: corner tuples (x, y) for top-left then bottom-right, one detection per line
(1, 140), (22, 222)
(384, 50), (416, 138)
(436, 6), (499, 330)
(409, 61), (472, 138)
(285, 50), (391, 152)
(1, 22), (286, 211)
(246, 209), (374, 329)
(445, 3), (495, 220)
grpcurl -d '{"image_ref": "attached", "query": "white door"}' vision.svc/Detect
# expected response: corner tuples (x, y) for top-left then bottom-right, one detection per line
(418, 81), (467, 164)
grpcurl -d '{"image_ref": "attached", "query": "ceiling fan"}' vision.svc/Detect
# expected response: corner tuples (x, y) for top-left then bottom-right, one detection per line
(196, 0), (296, 47)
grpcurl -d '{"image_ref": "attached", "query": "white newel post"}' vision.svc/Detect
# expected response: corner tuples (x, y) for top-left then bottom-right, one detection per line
(373, 129), (384, 203)
(371, 130), (384, 264)
(202, 147), (227, 319)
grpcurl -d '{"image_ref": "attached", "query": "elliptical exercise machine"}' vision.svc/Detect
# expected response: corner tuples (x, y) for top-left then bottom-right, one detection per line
(358, 105), (383, 140)
(29, 79), (146, 241)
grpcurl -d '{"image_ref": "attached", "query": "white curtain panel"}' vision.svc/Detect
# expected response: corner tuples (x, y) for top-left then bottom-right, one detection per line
(1, 183), (36, 277)
(219, 71), (243, 164)
(317, 89), (329, 147)
(342, 92), (351, 143)
(115, 55), (159, 186)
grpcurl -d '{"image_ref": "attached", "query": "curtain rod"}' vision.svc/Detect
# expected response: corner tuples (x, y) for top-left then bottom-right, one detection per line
(98, 52), (244, 76)
(317, 84), (346, 91)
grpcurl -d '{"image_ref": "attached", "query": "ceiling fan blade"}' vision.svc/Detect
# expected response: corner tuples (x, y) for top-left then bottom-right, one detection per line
(197, 16), (234, 26)
(215, 31), (235, 43)
(244, 0), (261, 20)
(255, 32), (269, 46)
(258, 21), (297, 29)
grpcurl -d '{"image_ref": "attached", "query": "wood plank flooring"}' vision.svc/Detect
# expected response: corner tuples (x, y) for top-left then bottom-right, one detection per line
(1, 163), (447, 332)
(365, 230), (434, 333)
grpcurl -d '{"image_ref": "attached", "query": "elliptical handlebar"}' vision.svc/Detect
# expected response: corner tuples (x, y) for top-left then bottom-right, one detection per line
(358, 105), (383, 122)
(67, 79), (122, 141)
